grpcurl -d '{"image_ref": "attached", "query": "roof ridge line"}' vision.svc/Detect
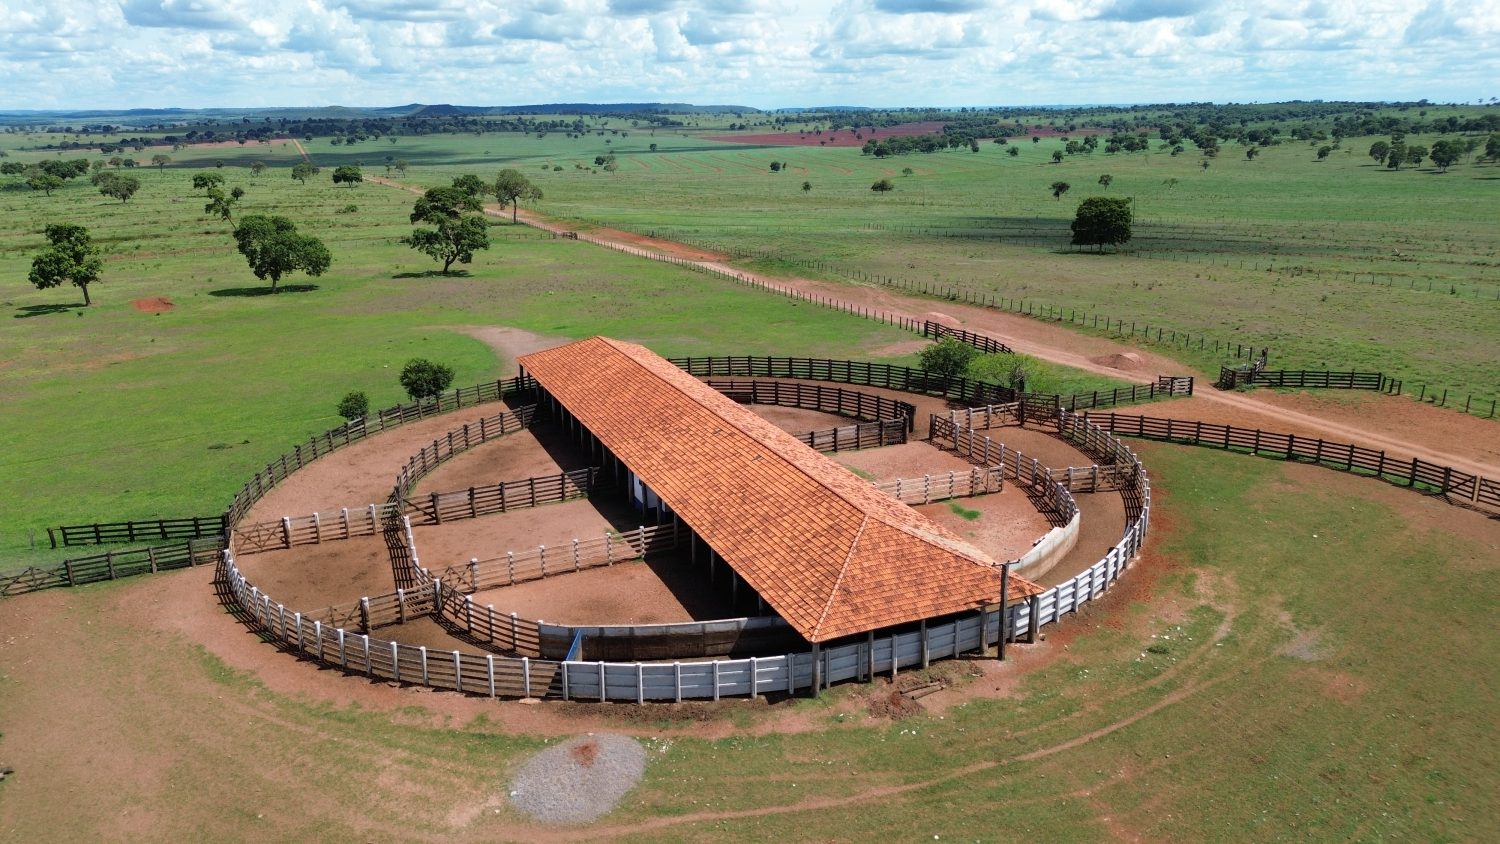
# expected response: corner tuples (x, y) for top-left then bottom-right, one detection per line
(810, 514), (869, 641)
(603, 339), (957, 531)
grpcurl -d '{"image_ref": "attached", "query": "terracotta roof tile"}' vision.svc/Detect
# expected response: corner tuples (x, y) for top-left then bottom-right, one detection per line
(519, 337), (1041, 643)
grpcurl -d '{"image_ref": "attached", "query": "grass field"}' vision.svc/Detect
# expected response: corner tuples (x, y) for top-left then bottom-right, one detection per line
(283, 128), (1500, 406)
(2, 442), (1494, 839)
(1, 118), (1497, 840)
(0, 147), (936, 568)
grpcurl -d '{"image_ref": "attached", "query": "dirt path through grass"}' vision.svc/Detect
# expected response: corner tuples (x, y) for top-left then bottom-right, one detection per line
(349, 171), (1498, 478)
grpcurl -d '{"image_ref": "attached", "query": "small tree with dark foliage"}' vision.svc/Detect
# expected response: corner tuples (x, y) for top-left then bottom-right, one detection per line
(399, 359), (455, 402)
(1070, 196), (1133, 252)
(337, 391), (369, 421)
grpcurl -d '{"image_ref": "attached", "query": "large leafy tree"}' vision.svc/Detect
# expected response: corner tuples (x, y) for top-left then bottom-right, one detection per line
(29, 224), (104, 305)
(232, 215), (332, 293)
(1428, 139), (1463, 172)
(205, 185), (245, 223)
(493, 168), (542, 223)
(92, 171), (140, 203)
(919, 337), (977, 386)
(332, 165), (362, 188)
(1050, 180), (1071, 199)
(291, 162), (320, 184)
(27, 171), (64, 195)
(402, 186), (489, 273)
(1070, 196), (1133, 252)
(399, 358), (455, 402)
(191, 172), (225, 193)
(450, 173), (487, 198)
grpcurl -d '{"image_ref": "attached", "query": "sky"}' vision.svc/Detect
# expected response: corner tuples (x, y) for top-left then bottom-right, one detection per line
(1, 0), (1497, 110)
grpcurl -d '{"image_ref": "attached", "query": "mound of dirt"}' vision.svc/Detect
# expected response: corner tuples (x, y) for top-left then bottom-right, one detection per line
(132, 297), (174, 314)
(508, 734), (647, 824)
(1090, 352), (1146, 372)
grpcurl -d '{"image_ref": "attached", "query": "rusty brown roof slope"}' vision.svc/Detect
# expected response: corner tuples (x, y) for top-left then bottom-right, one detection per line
(519, 337), (1042, 643)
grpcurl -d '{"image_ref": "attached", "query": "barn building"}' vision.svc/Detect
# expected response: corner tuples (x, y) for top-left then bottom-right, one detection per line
(518, 337), (1041, 654)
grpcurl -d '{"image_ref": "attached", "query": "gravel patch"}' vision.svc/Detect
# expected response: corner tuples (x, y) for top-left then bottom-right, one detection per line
(509, 733), (647, 824)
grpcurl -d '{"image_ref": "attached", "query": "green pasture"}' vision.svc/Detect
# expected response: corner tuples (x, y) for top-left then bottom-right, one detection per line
(3, 442), (1493, 839)
(294, 128), (1500, 405)
(0, 163), (934, 569)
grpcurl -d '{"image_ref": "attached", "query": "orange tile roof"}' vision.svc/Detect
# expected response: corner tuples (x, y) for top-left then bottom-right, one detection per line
(519, 337), (1041, 643)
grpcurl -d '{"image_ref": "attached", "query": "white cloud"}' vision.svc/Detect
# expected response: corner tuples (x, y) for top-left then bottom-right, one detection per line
(0, 0), (1485, 107)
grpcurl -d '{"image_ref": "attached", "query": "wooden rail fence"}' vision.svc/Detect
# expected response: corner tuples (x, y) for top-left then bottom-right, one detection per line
(225, 375), (535, 527)
(390, 405), (538, 508)
(1, 538), (222, 597)
(796, 420), (907, 453)
(406, 468), (597, 526)
(706, 378), (918, 431)
(1217, 368), (1385, 391)
(1082, 412), (1500, 513)
(216, 406), (1155, 700)
(48, 515), (227, 548)
(922, 321), (1013, 354)
(234, 503), (401, 554)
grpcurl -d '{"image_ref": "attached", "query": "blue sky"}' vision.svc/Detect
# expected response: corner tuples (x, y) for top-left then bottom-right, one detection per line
(1, 0), (1496, 109)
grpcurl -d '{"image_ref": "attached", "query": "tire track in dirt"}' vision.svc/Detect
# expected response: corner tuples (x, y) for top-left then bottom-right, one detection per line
(549, 610), (1249, 841)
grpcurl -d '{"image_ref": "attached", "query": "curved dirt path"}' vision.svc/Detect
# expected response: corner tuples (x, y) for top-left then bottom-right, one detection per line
(358, 174), (1499, 478)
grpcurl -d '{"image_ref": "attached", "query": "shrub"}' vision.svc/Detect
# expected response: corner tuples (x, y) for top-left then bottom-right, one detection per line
(871, 178), (894, 192)
(399, 358), (455, 402)
(337, 391), (369, 421)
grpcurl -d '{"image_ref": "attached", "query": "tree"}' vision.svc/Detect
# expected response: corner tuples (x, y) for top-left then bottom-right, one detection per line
(27, 171), (64, 195)
(291, 162), (319, 184)
(648, 143), (657, 152)
(1486, 134), (1500, 163)
(769, 161), (782, 172)
(1098, 174), (1113, 189)
(1428, 139), (1463, 172)
(250, 161), (266, 177)
(451, 173), (487, 198)
(802, 180), (812, 192)
(399, 358), (455, 402)
(232, 214), (332, 293)
(332, 165), (362, 188)
(336, 391), (369, 421)
(192, 172), (224, 193)
(1049, 181), (1071, 200)
(1070, 196), (1133, 252)
(1245, 146), (1259, 160)
(204, 185), (245, 223)
(493, 168), (542, 223)
(403, 186), (489, 273)
(919, 337), (977, 385)
(94, 171), (140, 202)
(394, 159), (409, 175)
(1386, 140), (1408, 169)
(1316, 145), (1333, 160)
(969, 351), (1038, 394)
(29, 223), (103, 305)
(1007, 146), (1019, 157)
(871, 178), (894, 192)
(1051, 150), (1064, 164)
(1368, 140), (1390, 163)
(150, 154), (171, 172)
(1405, 145), (1427, 168)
